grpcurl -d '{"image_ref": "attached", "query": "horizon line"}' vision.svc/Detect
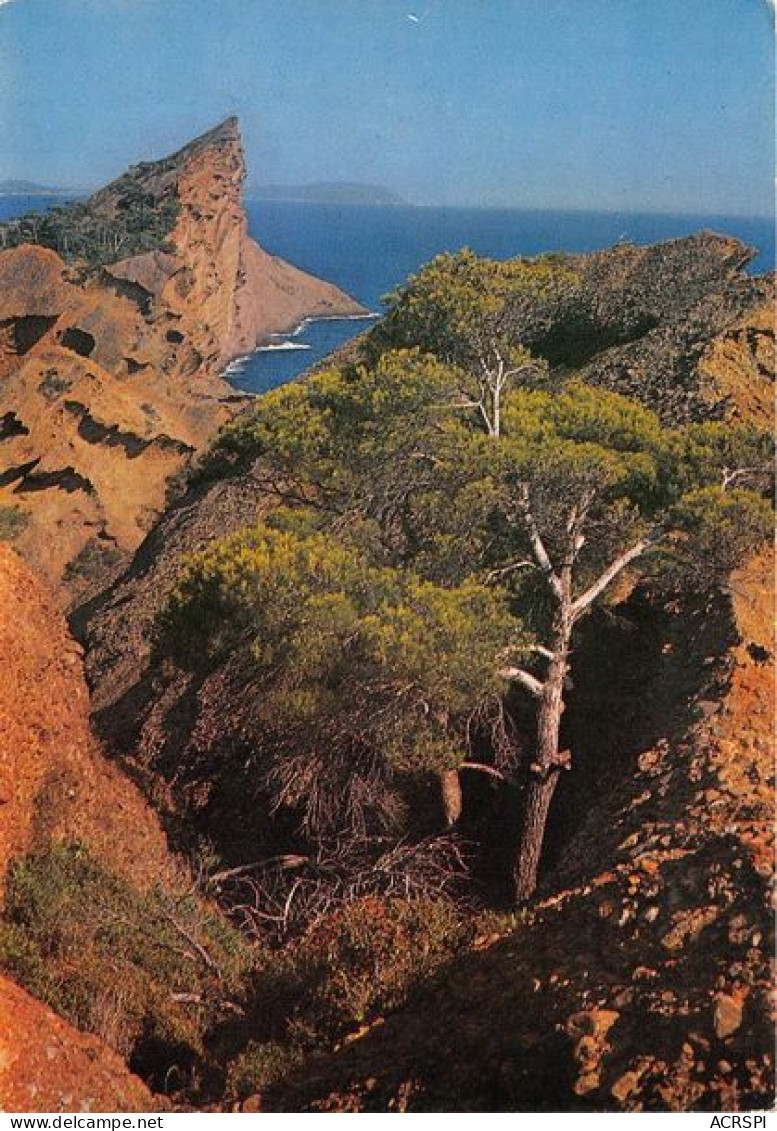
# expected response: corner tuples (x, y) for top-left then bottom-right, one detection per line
(0, 183), (772, 224)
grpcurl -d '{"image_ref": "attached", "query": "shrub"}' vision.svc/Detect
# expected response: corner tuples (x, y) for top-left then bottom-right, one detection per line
(298, 895), (471, 1025)
(38, 371), (73, 402)
(0, 505), (30, 542)
(224, 893), (471, 1102)
(226, 1040), (304, 1101)
(63, 538), (124, 584)
(0, 842), (253, 1070)
(276, 896), (466, 1036)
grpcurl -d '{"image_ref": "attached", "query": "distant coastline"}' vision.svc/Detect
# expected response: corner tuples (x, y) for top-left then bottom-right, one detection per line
(4, 177), (769, 223)
(0, 179), (78, 197)
(248, 181), (409, 207)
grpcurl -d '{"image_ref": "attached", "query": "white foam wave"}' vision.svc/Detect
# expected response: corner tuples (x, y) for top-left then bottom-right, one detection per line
(258, 340), (312, 352)
(222, 354), (252, 375)
(284, 311), (381, 337)
(221, 311), (380, 380)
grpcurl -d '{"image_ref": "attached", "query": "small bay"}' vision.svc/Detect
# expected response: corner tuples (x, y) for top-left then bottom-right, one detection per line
(239, 201), (774, 393)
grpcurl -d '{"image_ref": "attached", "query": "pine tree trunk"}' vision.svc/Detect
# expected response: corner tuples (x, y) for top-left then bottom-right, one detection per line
(513, 764), (562, 901)
(440, 768), (463, 826)
(514, 619), (570, 901)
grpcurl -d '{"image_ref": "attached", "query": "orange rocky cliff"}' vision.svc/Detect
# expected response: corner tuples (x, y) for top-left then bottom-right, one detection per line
(0, 117), (365, 601)
(0, 545), (177, 1111)
(0, 545), (174, 895)
(0, 976), (160, 1114)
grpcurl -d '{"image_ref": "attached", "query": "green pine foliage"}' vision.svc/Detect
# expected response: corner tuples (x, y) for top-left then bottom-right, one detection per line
(368, 247), (579, 372)
(157, 523), (521, 834)
(0, 186), (180, 269)
(168, 248), (772, 881)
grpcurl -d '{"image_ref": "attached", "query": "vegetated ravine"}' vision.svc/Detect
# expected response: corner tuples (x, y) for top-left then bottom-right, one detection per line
(0, 133), (773, 1113)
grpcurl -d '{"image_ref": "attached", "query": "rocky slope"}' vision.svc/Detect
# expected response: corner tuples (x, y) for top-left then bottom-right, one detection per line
(0, 545), (186, 1111)
(0, 976), (160, 1114)
(259, 551), (774, 1113)
(570, 236), (773, 423)
(0, 118), (364, 602)
(0, 545), (255, 1111)
(0, 544), (173, 898)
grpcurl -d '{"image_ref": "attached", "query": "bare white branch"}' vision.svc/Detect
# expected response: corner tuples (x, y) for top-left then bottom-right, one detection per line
(459, 761), (508, 781)
(570, 533), (662, 621)
(485, 559), (537, 582)
(500, 666), (544, 698)
(721, 466), (757, 490)
(517, 485), (563, 600)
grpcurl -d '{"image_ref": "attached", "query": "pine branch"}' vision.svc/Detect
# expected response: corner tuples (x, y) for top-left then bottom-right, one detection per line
(570, 532), (662, 621)
(500, 665), (544, 698)
(517, 485), (563, 600)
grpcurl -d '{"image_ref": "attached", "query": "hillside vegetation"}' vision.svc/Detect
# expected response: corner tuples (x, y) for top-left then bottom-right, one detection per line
(6, 235), (768, 1112)
(151, 248), (771, 903)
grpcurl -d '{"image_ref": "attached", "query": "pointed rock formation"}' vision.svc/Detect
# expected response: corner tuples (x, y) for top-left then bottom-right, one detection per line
(0, 118), (365, 601)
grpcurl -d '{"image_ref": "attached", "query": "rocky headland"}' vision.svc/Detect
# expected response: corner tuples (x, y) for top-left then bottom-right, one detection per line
(0, 118), (364, 602)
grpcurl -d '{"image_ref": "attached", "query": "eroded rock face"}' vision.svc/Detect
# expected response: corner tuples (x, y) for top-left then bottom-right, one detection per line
(559, 233), (774, 423)
(697, 301), (774, 426)
(0, 545), (173, 895)
(0, 546), (180, 1111)
(0, 118), (364, 601)
(0, 976), (162, 1113)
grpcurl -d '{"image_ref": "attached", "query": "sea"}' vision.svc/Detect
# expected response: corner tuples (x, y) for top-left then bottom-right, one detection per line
(2, 195), (773, 395)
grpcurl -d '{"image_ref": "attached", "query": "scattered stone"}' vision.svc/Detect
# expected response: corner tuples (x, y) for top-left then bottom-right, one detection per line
(713, 993), (744, 1039)
(567, 1009), (620, 1095)
(611, 1068), (644, 1104)
(633, 966), (658, 980)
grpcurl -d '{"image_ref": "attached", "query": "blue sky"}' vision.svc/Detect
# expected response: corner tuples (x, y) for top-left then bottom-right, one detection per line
(0, 0), (773, 215)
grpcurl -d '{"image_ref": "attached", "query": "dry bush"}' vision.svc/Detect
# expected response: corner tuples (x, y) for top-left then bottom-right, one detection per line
(215, 833), (473, 945)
